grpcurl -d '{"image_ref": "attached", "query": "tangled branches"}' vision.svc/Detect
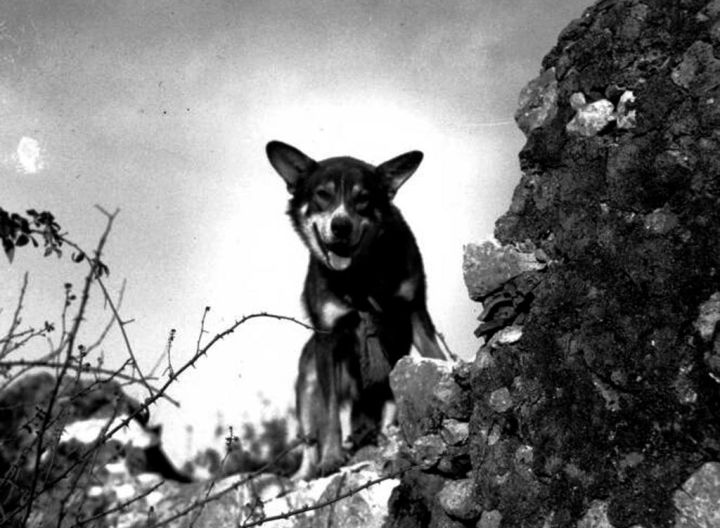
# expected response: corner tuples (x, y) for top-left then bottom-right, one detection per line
(0, 206), (400, 528)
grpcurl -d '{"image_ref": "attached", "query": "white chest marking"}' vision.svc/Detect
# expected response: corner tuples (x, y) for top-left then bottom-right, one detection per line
(320, 298), (352, 328)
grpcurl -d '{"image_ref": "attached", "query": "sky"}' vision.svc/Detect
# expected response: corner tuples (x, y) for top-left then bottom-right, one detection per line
(0, 0), (591, 463)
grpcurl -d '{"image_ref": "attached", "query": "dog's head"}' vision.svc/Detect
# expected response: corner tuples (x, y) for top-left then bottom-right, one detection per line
(266, 140), (422, 271)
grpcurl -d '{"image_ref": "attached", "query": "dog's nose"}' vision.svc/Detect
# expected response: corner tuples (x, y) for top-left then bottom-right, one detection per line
(331, 215), (353, 239)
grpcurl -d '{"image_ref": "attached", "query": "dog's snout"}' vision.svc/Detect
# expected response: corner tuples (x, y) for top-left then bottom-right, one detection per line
(330, 215), (353, 239)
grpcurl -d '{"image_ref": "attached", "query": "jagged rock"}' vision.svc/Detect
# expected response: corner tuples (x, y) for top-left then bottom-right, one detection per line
(694, 292), (720, 341)
(490, 325), (523, 346)
(643, 207), (679, 235)
(386, 469), (447, 527)
(673, 462), (720, 528)
(671, 41), (720, 90)
(488, 387), (512, 413)
(440, 419), (469, 446)
(566, 98), (615, 137)
(514, 444), (534, 466)
(389, 357), (471, 444)
(515, 67), (558, 136)
(410, 434), (446, 470)
(577, 501), (614, 528)
(707, 339), (720, 380)
(473, 348), (495, 370)
(570, 92), (587, 110)
(616, 91), (637, 130)
(463, 241), (545, 301)
(476, 509), (502, 528)
(565, 90), (637, 137)
(698, 0), (720, 21)
(437, 478), (480, 521)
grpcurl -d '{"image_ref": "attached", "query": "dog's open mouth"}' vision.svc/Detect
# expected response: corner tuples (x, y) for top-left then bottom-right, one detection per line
(313, 224), (364, 271)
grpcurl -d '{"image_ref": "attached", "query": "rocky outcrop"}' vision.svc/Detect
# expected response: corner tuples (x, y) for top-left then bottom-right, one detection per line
(27, 460), (398, 528)
(386, 357), (474, 527)
(456, 0), (720, 526)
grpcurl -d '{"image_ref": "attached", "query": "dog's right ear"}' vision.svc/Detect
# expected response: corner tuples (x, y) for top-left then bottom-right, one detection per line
(266, 141), (317, 194)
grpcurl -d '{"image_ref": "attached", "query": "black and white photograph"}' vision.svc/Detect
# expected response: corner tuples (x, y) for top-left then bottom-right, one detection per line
(2, 1), (720, 526)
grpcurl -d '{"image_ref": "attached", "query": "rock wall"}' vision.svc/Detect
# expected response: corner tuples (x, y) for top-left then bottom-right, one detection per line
(391, 1), (720, 527)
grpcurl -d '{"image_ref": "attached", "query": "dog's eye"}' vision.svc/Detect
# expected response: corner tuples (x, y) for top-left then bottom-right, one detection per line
(314, 189), (332, 206)
(354, 194), (370, 212)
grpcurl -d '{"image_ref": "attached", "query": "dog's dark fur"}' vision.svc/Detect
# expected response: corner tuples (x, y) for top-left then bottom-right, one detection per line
(266, 140), (447, 480)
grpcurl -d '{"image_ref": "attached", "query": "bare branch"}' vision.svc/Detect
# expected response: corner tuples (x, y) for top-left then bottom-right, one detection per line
(83, 278), (126, 355)
(236, 466), (413, 528)
(8, 311), (316, 522)
(0, 272), (28, 361)
(20, 208), (117, 526)
(152, 437), (306, 527)
(195, 307), (210, 354)
(0, 360), (178, 406)
(149, 328), (175, 378)
(96, 275), (157, 400)
(74, 480), (165, 527)
(54, 210), (157, 402)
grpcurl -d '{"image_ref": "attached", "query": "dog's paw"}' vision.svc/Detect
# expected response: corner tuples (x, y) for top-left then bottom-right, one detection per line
(317, 454), (346, 477)
(290, 455), (318, 482)
(290, 467), (316, 482)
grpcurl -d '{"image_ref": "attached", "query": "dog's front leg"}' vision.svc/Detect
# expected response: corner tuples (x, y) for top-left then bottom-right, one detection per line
(315, 334), (346, 475)
(293, 339), (321, 481)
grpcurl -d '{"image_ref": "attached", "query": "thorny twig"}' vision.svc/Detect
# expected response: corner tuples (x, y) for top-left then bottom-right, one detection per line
(6, 309), (319, 523)
(0, 360), (175, 404)
(152, 437), (305, 528)
(57, 207), (157, 403)
(0, 344), (62, 393)
(74, 481), (165, 527)
(187, 427), (239, 528)
(238, 464), (414, 528)
(83, 278), (127, 356)
(20, 207), (118, 527)
(150, 328), (175, 378)
(3, 206), (356, 527)
(54, 394), (123, 528)
(0, 272), (29, 360)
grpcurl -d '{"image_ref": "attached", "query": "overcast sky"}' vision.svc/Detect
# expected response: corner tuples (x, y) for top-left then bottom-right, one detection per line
(1, 0), (590, 461)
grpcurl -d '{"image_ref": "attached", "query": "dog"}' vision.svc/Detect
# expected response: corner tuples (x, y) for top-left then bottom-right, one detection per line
(266, 140), (447, 480)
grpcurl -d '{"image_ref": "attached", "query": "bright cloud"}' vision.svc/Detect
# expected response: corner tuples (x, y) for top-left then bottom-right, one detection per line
(14, 136), (44, 174)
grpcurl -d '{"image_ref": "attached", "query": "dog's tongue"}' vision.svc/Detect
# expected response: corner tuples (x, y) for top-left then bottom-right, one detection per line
(327, 251), (352, 271)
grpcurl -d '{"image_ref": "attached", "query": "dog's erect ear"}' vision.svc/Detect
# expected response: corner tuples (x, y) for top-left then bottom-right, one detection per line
(266, 141), (317, 193)
(377, 151), (423, 198)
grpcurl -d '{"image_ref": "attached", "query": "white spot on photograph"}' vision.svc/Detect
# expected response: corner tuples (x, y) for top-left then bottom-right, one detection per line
(14, 136), (44, 174)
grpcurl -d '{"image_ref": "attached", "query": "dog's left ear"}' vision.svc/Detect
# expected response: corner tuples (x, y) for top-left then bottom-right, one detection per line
(377, 151), (423, 198)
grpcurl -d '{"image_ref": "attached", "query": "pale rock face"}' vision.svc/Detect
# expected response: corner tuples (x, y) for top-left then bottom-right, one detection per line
(566, 99), (615, 137)
(515, 67), (558, 136)
(674, 462), (720, 528)
(694, 292), (720, 342)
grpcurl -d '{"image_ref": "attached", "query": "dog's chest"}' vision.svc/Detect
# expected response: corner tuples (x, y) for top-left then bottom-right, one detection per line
(319, 297), (353, 328)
